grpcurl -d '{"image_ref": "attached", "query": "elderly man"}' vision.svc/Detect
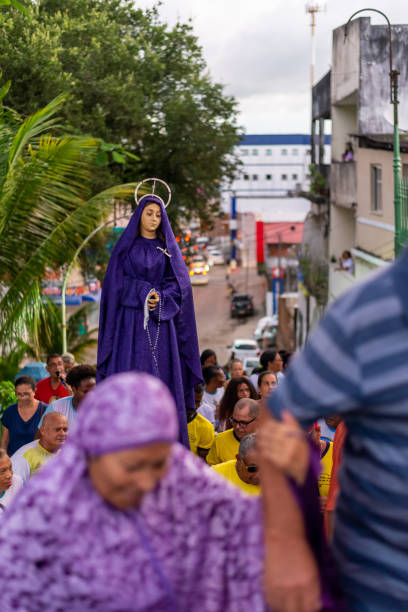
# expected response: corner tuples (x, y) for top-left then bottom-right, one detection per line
(0, 450), (23, 514)
(62, 352), (76, 373)
(213, 433), (260, 495)
(12, 413), (68, 483)
(39, 365), (96, 429)
(35, 353), (70, 404)
(206, 398), (259, 465)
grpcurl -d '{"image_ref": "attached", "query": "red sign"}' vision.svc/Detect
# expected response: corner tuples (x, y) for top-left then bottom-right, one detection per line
(256, 221), (264, 263)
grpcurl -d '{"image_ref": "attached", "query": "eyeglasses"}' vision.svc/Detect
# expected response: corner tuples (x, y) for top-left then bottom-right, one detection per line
(230, 416), (257, 428)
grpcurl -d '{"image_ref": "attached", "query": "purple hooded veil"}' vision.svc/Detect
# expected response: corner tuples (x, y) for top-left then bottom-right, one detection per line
(97, 195), (202, 447)
(0, 373), (343, 612)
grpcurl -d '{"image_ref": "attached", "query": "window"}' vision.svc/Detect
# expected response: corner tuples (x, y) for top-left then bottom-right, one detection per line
(281, 149), (287, 156)
(281, 174), (287, 180)
(371, 165), (382, 212)
(252, 149), (258, 156)
(241, 149), (248, 156)
(243, 174), (249, 180)
(266, 149), (272, 156)
(292, 149), (299, 156)
(252, 174), (258, 180)
(266, 174), (272, 180)
(292, 174), (298, 180)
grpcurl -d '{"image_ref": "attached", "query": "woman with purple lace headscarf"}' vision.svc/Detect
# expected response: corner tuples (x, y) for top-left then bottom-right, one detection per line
(0, 373), (343, 612)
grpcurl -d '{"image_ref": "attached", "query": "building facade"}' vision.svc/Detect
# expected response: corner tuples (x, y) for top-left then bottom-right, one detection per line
(229, 134), (330, 200)
(327, 16), (408, 302)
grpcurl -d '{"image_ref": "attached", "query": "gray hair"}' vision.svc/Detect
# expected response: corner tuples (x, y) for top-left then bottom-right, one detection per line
(238, 433), (257, 459)
(233, 397), (259, 419)
(62, 352), (75, 364)
(41, 412), (69, 429)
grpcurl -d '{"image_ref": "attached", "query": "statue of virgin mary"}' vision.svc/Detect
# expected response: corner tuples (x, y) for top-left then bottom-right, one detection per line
(97, 179), (202, 446)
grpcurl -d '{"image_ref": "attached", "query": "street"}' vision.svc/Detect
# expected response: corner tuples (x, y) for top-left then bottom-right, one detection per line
(192, 264), (265, 366)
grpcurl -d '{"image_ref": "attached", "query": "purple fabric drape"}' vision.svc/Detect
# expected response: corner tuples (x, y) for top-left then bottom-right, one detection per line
(97, 195), (202, 447)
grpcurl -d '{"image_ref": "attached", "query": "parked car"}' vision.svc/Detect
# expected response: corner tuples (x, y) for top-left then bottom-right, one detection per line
(242, 357), (260, 376)
(253, 315), (278, 348)
(228, 338), (260, 362)
(230, 293), (254, 318)
(189, 261), (209, 285)
(208, 249), (225, 266)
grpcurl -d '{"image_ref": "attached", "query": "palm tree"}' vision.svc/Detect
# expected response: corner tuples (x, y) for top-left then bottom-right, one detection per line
(0, 93), (136, 353)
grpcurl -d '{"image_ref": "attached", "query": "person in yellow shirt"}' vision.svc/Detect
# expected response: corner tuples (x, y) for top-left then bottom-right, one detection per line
(187, 385), (215, 460)
(318, 439), (333, 513)
(212, 433), (260, 495)
(206, 398), (259, 466)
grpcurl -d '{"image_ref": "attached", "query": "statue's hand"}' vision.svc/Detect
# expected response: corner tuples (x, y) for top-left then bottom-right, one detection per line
(148, 290), (160, 311)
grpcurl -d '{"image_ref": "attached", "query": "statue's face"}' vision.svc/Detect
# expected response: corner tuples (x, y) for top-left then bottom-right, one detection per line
(140, 203), (162, 235)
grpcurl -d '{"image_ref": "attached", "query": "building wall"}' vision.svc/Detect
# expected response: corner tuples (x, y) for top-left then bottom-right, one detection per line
(354, 147), (402, 260)
(331, 19), (360, 105)
(329, 204), (355, 260)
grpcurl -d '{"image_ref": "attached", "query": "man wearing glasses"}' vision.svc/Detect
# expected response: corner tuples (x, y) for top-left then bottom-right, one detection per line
(206, 398), (259, 465)
(212, 433), (260, 495)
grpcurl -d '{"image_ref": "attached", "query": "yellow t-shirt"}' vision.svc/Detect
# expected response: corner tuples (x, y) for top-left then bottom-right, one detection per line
(188, 413), (215, 455)
(318, 441), (333, 497)
(206, 429), (240, 466)
(212, 460), (260, 496)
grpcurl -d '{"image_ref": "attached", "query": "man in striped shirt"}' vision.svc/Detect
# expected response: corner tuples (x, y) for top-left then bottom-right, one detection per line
(263, 248), (408, 612)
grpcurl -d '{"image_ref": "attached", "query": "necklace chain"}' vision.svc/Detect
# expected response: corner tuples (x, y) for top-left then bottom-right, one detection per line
(146, 294), (162, 376)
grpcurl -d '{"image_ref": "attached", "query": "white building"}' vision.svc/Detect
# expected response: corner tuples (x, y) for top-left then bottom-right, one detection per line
(227, 134), (330, 202)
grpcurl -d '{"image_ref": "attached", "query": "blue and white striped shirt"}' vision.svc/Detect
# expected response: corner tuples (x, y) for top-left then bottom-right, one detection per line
(268, 248), (408, 611)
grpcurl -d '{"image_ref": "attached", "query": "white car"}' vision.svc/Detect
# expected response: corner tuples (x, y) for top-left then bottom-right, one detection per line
(242, 357), (260, 376)
(228, 338), (260, 362)
(254, 315), (278, 348)
(208, 249), (225, 266)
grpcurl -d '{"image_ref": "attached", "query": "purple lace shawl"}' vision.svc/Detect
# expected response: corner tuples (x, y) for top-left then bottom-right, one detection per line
(0, 373), (343, 611)
(0, 373), (265, 611)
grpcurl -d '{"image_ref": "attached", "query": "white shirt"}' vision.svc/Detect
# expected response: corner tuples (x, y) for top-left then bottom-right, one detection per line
(0, 474), (23, 514)
(39, 396), (77, 430)
(198, 387), (224, 426)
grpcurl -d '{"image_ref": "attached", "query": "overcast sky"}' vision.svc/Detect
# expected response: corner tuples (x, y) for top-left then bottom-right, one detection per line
(137, 0), (408, 134)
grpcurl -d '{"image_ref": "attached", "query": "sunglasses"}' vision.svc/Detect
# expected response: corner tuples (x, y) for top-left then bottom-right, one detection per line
(230, 416), (257, 428)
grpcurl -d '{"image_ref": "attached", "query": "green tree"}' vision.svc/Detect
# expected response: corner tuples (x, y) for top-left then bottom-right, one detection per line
(0, 0), (241, 224)
(0, 93), (135, 352)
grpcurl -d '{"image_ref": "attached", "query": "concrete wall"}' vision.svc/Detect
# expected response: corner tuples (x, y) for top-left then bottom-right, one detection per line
(332, 19), (360, 105)
(330, 161), (357, 207)
(359, 22), (408, 135)
(329, 204), (355, 260)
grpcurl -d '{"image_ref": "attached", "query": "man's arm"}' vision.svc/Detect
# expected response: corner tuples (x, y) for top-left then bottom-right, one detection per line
(259, 411), (321, 612)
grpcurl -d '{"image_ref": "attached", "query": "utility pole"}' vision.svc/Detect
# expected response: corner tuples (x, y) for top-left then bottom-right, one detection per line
(306, 3), (325, 164)
(230, 192), (237, 265)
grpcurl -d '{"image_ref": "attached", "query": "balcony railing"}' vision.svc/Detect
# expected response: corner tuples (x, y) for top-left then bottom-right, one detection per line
(330, 161), (356, 208)
(396, 178), (408, 252)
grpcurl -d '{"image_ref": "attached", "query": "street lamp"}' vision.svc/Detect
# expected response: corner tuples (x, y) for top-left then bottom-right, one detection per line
(61, 215), (131, 353)
(344, 8), (402, 255)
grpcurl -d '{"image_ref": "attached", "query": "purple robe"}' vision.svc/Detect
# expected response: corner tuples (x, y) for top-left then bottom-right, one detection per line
(0, 373), (343, 611)
(97, 195), (202, 447)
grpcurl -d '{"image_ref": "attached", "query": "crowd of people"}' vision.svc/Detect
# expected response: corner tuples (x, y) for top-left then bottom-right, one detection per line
(1, 185), (407, 612)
